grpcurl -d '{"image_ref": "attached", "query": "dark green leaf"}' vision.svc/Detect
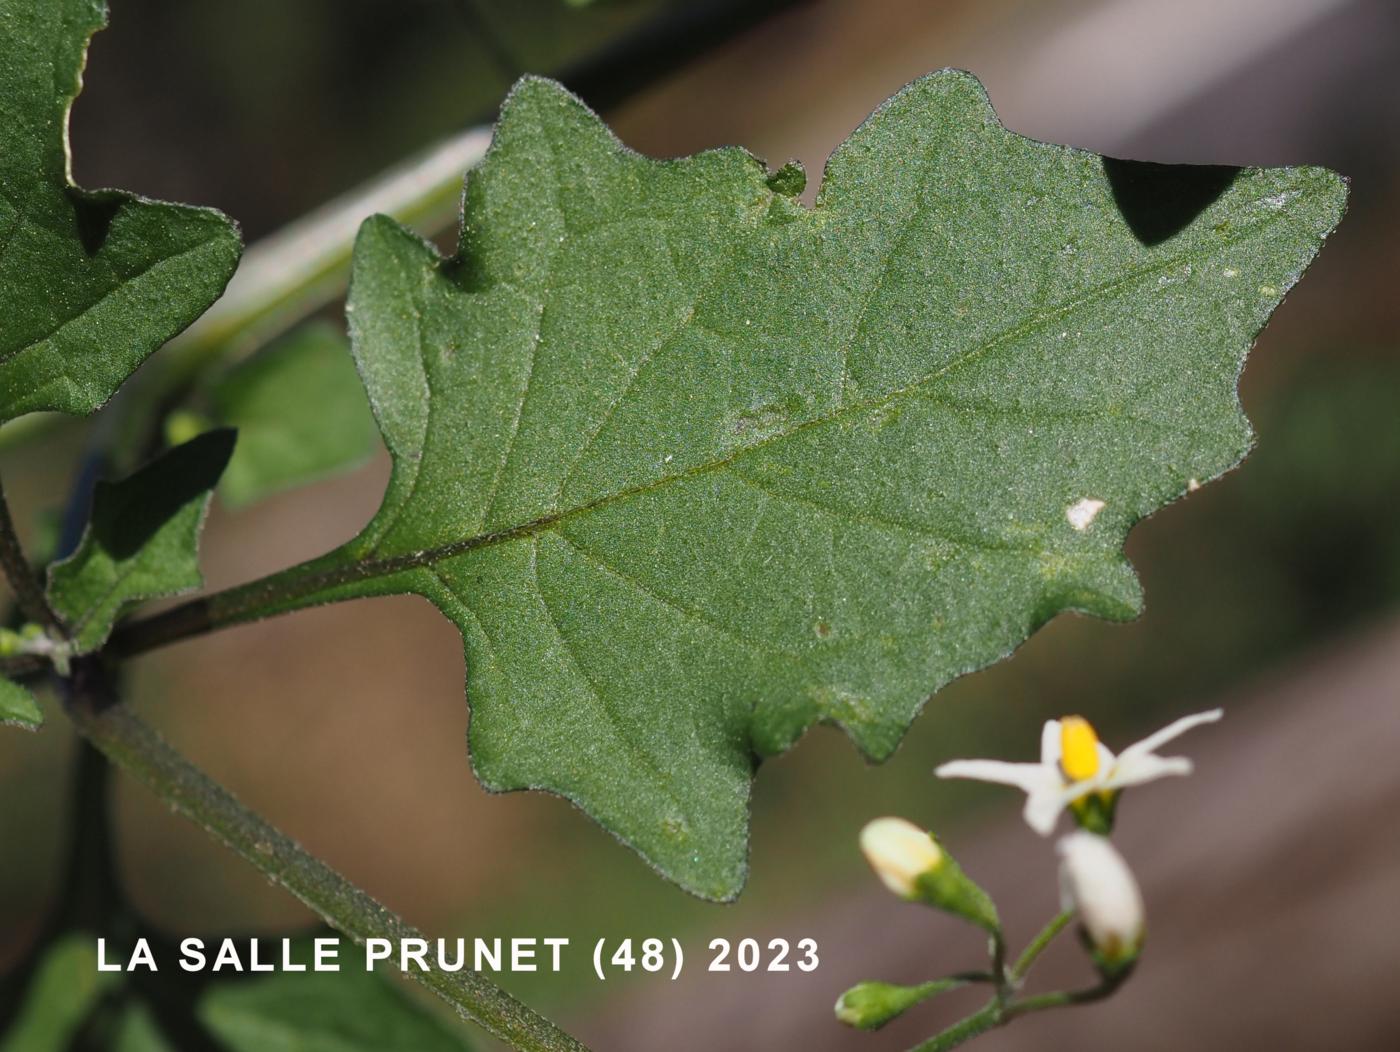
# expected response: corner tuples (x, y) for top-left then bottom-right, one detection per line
(249, 73), (1344, 898)
(110, 1005), (174, 1052)
(1, 938), (474, 1052)
(0, 0), (241, 424)
(208, 322), (379, 509)
(48, 429), (234, 652)
(198, 943), (476, 1052)
(0, 676), (41, 729)
(0, 937), (116, 1052)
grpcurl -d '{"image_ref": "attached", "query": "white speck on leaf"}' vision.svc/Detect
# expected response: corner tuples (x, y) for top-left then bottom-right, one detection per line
(1187, 478), (1201, 492)
(1066, 498), (1106, 531)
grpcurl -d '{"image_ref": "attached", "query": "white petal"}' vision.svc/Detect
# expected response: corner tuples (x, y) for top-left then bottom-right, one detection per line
(1117, 708), (1222, 763)
(1095, 741), (1117, 771)
(1103, 752), (1193, 790)
(935, 759), (1059, 795)
(1024, 785), (1074, 836)
(1040, 720), (1062, 767)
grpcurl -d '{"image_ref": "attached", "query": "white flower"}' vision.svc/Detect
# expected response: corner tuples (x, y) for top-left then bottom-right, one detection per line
(1057, 831), (1144, 965)
(859, 817), (943, 899)
(934, 709), (1221, 835)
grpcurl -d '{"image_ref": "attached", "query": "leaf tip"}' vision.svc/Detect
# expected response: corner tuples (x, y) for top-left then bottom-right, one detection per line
(498, 73), (603, 137)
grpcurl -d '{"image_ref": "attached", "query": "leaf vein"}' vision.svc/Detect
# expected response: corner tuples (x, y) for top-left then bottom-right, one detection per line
(555, 528), (795, 657)
(531, 538), (684, 810)
(0, 235), (223, 372)
(227, 195), (1301, 608)
(553, 233), (754, 505)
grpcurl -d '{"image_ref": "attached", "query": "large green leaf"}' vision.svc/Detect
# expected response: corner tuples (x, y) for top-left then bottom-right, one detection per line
(242, 73), (1343, 898)
(0, 0), (241, 424)
(48, 429), (234, 653)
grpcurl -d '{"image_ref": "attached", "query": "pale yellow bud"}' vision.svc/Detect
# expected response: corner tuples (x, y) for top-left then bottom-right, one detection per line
(860, 817), (943, 899)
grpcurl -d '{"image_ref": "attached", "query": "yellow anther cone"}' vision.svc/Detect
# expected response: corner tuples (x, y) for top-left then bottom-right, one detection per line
(1059, 716), (1101, 781)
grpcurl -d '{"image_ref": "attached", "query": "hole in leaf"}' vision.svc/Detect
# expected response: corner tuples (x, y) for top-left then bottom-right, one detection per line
(766, 161), (806, 198)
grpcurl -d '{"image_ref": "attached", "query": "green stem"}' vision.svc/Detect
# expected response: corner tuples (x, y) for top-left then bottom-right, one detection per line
(0, 475), (61, 632)
(1005, 967), (1132, 1018)
(54, 736), (123, 932)
(989, 928), (1009, 998)
(910, 999), (1002, 1052)
(66, 699), (591, 1052)
(1011, 909), (1073, 982)
(900, 911), (1115, 1052)
(905, 966), (1129, 1052)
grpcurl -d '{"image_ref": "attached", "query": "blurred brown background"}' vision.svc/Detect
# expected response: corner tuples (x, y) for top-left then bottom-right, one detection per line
(3, 0), (1399, 1049)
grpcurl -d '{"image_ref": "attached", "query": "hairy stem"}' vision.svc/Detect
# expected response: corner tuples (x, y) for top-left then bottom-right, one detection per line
(0, 476), (61, 631)
(55, 735), (122, 932)
(902, 911), (1122, 1051)
(989, 928), (1010, 998)
(911, 999), (1002, 1052)
(906, 966), (1129, 1052)
(67, 699), (591, 1052)
(1010, 910), (1074, 981)
(1005, 967), (1132, 1018)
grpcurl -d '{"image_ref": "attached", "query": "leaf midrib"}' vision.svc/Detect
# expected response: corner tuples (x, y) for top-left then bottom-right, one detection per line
(214, 195), (1304, 621)
(0, 233), (226, 372)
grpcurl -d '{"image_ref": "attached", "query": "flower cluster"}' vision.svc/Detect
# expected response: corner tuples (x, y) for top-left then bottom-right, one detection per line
(836, 709), (1221, 1044)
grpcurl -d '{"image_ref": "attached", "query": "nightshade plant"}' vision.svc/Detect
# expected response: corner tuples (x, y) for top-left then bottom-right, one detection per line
(0, 1), (1345, 1049)
(836, 711), (1220, 1048)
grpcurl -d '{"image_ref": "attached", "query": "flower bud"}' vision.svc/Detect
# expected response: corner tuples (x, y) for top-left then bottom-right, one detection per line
(1057, 831), (1144, 973)
(835, 980), (946, 1030)
(860, 818), (942, 899)
(859, 818), (1000, 932)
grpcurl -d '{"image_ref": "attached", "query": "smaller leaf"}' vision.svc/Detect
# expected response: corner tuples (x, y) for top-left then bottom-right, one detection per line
(108, 1003), (174, 1052)
(207, 322), (379, 508)
(0, 0), (242, 426)
(47, 429), (235, 653)
(0, 676), (42, 729)
(0, 937), (116, 1052)
(1, 936), (474, 1051)
(198, 941), (476, 1052)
